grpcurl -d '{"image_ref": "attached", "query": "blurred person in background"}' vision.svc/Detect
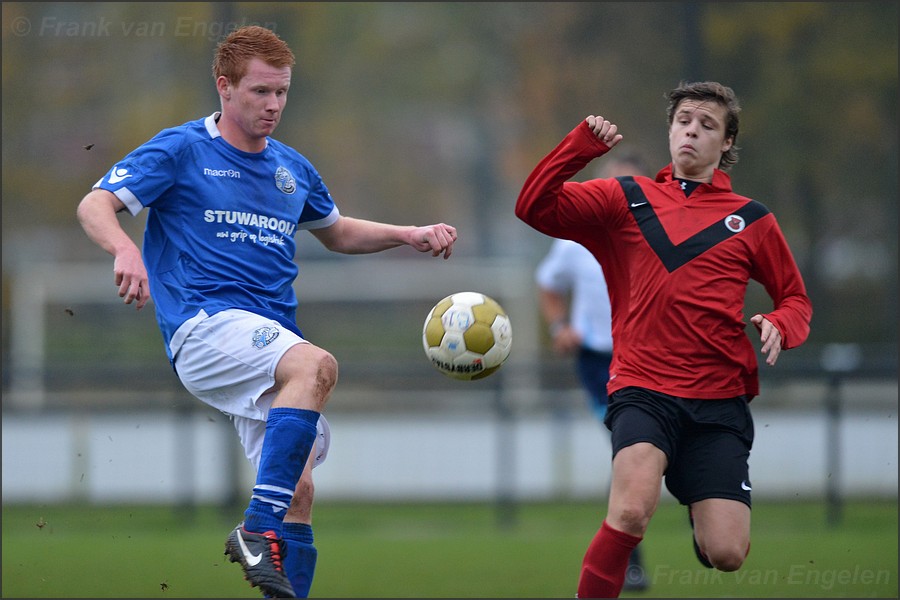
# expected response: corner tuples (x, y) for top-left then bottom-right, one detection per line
(516, 81), (812, 597)
(534, 152), (650, 592)
(76, 25), (456, 598)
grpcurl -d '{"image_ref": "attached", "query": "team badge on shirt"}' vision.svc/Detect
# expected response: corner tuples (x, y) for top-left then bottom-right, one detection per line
(274, 166), (296, 195)
(724, 214), (746, 233)
(252, 326), (280, 349)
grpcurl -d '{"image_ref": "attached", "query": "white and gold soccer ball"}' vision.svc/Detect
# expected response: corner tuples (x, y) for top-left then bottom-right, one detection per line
(422, 291), (512, 380)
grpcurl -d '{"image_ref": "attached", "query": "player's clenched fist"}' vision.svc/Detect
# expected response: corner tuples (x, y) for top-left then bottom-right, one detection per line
(585, 115), (623, 148)
(411, 223), (457, 259)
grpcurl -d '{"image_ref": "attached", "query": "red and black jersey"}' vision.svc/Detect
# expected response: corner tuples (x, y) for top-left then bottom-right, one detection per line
(516, 121), (812, 400)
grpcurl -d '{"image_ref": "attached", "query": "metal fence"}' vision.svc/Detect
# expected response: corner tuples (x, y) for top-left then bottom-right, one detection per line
(2, 261), (897, 522)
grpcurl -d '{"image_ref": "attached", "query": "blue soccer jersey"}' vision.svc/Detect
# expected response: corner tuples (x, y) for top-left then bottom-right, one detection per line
(94, 112), (339, 362)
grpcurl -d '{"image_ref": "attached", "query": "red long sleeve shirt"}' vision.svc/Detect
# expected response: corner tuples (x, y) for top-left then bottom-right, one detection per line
(516, 122), (812, 400)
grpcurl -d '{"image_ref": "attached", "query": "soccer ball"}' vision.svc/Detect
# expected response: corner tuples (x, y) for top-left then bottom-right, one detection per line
(422, 291), (512, 380)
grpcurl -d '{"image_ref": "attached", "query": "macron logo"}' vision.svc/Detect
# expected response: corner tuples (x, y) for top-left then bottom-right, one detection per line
(204, 167), (241, 179)
(108, 167), (132, 185)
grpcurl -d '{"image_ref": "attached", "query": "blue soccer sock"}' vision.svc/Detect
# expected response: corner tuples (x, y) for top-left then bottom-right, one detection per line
(283, 522), (317, 597)
(244, 407), (319, 535)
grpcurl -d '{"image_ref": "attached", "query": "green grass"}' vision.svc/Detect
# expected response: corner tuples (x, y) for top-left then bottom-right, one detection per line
(2, 499), (896, 598)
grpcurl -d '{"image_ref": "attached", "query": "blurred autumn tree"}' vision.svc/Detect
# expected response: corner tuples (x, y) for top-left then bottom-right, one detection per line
(2, 1), (896, 349)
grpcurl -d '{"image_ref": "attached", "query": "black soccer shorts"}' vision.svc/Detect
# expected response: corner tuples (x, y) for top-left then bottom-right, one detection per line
(604, 386), (755, 507)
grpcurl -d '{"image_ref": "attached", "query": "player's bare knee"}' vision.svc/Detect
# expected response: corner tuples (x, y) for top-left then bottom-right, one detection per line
(310, 350), (338, 410)
(279, 346), (339, 411)
(614, 505), (651, 535)
(708, 544), (748, 572)
(315, 350), (338, 394)
(712, 554), (744, 572)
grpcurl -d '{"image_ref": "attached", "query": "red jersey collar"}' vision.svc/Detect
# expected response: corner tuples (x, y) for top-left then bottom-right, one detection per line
(654, 164), (733, 193)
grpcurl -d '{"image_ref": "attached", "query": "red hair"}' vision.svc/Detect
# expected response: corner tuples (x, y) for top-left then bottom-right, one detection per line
(212, 26), (295, 85)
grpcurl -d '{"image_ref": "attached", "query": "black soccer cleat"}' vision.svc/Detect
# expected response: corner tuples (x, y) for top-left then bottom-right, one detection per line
(225, 523), (296, 598)
(623, 547), (650, 591)
(688, 507), (714, 569)
(623, 564), (649, 591)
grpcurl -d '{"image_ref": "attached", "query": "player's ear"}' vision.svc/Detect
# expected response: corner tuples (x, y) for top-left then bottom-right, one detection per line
(216, 76), (232, 100)
(722, 136), (734, 153)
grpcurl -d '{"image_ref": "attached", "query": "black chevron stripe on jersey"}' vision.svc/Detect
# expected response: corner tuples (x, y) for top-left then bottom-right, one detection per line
(617, 176), (770, 273)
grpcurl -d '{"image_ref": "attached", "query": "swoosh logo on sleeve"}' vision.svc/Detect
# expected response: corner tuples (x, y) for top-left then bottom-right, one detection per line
(236, 530), (263, 566)
(630, 201), (648, 208)
(108, 167), (132, 185)
(741, 481), (752, 491)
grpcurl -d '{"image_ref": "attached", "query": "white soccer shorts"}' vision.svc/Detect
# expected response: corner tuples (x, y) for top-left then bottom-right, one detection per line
(173, 308), (331, 470)
(233, 408), (331, 472)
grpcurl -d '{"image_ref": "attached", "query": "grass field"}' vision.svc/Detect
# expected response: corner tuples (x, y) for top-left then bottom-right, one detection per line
(2, 498), (896, 598)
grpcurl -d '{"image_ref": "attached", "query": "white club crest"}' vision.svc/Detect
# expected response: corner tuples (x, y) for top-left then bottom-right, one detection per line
(724, 214), (746, 233)
(274, 166), (296, 195)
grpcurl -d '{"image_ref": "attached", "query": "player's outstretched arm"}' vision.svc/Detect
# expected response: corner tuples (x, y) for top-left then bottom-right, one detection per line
(76, 189), (150, 310)
(311, 216), (457, 259)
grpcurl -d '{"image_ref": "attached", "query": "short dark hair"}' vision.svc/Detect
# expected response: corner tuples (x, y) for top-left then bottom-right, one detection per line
(212, 26), (295, 86)
(666, 81), (741, 171)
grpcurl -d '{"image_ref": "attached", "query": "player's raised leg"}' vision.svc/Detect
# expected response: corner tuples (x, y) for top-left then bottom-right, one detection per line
(689, 498), (751, 571)
(226, 343), (338, 598)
